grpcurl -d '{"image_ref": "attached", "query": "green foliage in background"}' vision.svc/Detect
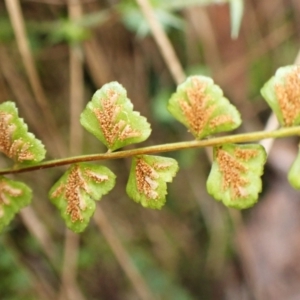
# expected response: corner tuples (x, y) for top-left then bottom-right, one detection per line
(0, 240), (34, 300)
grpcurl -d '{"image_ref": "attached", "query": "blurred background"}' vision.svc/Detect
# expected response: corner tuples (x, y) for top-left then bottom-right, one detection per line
(0, 0), (300, 299)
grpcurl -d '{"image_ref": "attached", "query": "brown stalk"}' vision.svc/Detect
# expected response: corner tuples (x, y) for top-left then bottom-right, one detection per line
(4, 0), (67, 157)
(58, 1), (85, 300)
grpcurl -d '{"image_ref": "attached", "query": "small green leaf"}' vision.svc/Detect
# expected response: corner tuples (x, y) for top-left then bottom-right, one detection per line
(126, 155), (179, 209)
(50, 19), (90, 44)
(0, 101), (46, 164)
(160, 0), (229, 10)
(261, 65), (300, 127)
(207, 144), (266, 209)
(288, 147), (300, 189)
(80, 82), (151, 151)
(120, 4), (184, 38)
(167, 76), (241, 139)
(49, 163), (116, 233)
(0, 176), (32, 232)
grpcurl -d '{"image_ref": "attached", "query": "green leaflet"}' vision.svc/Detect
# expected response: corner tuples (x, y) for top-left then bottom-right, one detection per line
(49, 163), (116, 233)
(126, 155), (179, 209)
(0, 101), (46, 164)
(120, 3), (184, 38)
(167, 76), (241, 139)
(206, 144), (266, 209)
(288, 147), (300, 189)
(261, 65), (300, 127)
(0, 176), (32, 232)
(80, 82), (151, 151)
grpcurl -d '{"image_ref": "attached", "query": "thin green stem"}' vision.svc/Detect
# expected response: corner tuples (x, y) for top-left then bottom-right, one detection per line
(1, 126), (300, 175)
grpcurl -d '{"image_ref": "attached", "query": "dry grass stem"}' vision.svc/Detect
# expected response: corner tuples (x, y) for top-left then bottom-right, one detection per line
(135, 0), (186, 84)
(5, 0), (67, 157)
(93, 206), (156, 300)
